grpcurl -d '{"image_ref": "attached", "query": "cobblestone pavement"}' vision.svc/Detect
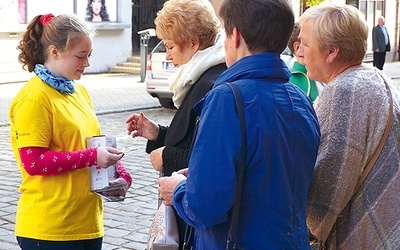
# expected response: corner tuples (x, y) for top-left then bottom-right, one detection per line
(0, 107), (177, 250)
(0, 61), (399, 249)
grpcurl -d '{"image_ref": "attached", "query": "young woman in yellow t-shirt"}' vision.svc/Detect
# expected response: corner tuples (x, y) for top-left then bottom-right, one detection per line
(9, 13), (132, 249)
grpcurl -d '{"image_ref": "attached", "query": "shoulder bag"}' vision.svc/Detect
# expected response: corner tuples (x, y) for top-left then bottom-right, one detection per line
(147, 171), (179, 250)
(224, 82), (246, 250)
(147, 202), (179, 250)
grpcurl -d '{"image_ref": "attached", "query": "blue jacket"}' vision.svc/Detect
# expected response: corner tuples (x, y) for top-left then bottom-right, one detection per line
(173, 53), (320, 249)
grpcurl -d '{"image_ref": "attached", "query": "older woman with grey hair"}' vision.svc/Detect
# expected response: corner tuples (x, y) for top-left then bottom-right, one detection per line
(298, 2), (400, 249)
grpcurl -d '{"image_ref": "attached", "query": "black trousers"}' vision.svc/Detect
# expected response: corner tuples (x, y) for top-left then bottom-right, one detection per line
(373, 51), (386, 70)
(16, 237), (102, 250)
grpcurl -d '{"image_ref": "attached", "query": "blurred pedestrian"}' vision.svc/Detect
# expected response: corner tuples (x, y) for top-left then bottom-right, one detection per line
(10, 13), (131, 249)
(157, 0), (320, 249)
(372, 16), (390, 70)
(288, 22), (324, 103)
(125, 0), (226, 246)
(298, 3), (400, 249)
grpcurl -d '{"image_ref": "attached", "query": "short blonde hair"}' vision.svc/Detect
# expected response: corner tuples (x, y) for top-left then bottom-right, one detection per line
(299, 2), (368, 63)
(155, 0), (220, 50)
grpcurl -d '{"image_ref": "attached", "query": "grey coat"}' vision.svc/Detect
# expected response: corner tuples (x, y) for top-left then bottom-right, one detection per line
(307, 65), (400, 250)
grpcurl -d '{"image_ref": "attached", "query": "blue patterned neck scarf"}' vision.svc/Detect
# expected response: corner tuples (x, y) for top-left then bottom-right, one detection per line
(34, 64), (75, 94)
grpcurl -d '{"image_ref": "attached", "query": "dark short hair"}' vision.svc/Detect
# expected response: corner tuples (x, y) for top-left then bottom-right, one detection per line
(219, 0), (294, 54)
(288, 22), (301, 54)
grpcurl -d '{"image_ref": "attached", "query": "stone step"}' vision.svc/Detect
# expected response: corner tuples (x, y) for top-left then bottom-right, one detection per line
(363, 53), (373, 63)
(118, 61), (141, 68)
(108, 65), (141, 74)
(107, 55), (142, 74)
(128, 56), (142, 63)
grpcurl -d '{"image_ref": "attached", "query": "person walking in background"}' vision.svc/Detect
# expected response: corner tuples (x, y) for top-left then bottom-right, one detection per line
(125, 0), (226, 246)
(85, 0), (110, 22)
(288, 22), (324, 103)
(372, 16), (390, 70)
(157, 0), (320, 249)
(10, 13), (131, 249)
(298, 3), (400, 249)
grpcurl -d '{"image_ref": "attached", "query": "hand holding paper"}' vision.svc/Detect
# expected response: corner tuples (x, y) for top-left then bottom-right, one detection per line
(96, 147), (124, 168)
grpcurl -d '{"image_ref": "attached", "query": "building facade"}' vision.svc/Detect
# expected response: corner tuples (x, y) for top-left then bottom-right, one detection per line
(210, 0), (399, 61)
(0, 0), (398, 74)
(0, 0), (132, 73)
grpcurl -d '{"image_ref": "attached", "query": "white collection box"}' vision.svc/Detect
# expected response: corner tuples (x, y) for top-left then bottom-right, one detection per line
(86, 135), (118, 191)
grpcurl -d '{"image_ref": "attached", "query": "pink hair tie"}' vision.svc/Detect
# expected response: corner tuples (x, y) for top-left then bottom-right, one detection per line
(40, 14), (54, 27)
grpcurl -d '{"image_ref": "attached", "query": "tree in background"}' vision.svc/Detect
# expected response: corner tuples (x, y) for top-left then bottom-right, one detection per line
(303, 0), (324, 7)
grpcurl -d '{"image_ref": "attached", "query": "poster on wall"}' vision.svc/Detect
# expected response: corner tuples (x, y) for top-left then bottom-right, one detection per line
(77, 0), (117, 22)
(26, 0), (73, 22)
(0, 0), (27, 24)
(0, 0), (26, 25)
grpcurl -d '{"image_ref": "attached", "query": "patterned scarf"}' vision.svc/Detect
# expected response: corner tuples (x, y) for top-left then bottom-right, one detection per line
(34, 64), (75, 94)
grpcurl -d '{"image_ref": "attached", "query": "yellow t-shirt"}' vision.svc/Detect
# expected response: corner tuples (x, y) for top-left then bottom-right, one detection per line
(9, 76), (103, 241)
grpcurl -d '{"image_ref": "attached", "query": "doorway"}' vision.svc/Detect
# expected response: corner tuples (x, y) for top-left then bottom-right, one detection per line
(131, 0), (164, 55)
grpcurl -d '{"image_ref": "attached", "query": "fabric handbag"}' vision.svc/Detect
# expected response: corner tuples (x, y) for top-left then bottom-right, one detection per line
(309, 80), (393, 250)
(147, 203), (179, 250)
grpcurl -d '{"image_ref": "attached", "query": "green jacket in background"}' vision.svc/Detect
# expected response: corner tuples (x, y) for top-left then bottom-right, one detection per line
(290, 61), (319, 103)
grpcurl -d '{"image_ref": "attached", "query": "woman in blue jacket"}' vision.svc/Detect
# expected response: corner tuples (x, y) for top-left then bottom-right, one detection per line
(158, 0), (320, 249)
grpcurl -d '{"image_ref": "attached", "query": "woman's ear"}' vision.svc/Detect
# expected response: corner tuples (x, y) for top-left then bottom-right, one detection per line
(326, 46), (339, 63)
(232, 27), (241, 48)
(189, 37), (200, 51)
(293, 41), (300, 53)
(48, 45), (59, 59)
